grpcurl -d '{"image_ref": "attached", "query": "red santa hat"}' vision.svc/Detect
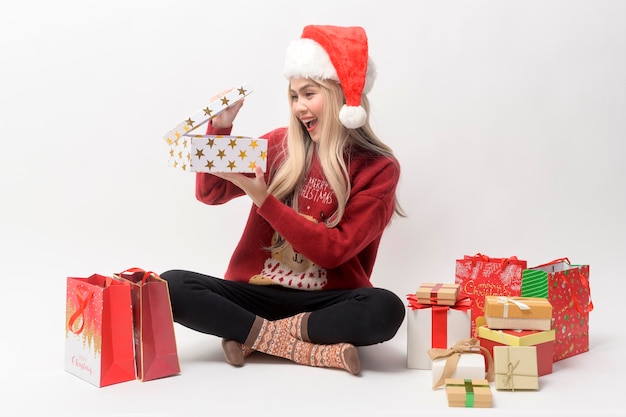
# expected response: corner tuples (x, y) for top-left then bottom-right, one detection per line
(284, 25), (376, 129)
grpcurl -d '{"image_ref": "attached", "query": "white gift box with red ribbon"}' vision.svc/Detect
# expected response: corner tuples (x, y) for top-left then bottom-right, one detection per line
(406, 295), (472, 369)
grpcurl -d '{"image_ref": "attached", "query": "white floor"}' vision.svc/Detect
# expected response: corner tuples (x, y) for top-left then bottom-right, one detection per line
(2, 257), (623, 417)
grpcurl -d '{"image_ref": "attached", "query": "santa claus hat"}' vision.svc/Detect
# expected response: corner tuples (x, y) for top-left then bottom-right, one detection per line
(284, 25), (376, 129)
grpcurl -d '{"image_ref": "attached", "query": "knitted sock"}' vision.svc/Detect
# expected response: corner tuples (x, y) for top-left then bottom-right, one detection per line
(245, 315), (360, 375)
(288, 312), (311, 341)
(222, 313), (310, 367)
(221, 339), (255, 367)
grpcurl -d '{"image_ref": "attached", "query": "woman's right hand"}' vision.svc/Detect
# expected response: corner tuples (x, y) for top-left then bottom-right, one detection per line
(210, 88), (245, 129)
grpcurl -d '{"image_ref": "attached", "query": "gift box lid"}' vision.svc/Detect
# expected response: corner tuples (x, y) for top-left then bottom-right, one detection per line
(493, 346), (538, 390)
(163, 83), (253, 143)
(445, 378), (492, 408)
(416, 283), (460, 306)
(484, 296), (552, 320)
(477, 325), (555, 346)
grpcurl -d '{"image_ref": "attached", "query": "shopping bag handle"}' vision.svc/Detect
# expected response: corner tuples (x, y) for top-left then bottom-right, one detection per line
(532, 257), (571, 268)
(68, 285), (93, 335)
(469, 253), (491, 262)
(466, 253), (524, 269)
(118, 267), (160, 285)
(561, 267), (594, 315)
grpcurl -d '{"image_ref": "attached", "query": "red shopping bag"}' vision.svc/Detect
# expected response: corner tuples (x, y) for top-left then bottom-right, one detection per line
(521, 258), (593, 361)
(455, 254), (527, 336)
(115, 268), (181, 381)
(65, 274), (136, 387)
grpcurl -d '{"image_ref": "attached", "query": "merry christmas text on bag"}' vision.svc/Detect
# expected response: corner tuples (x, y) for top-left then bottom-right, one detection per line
(65, 274), (136, 387)
(521, 258), (593, 361)
(455, 254), (527, 336)
(114, 268), (181, 381)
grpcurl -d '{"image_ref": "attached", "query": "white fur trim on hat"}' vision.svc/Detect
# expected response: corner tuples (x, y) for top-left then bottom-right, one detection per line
(284, 38), (339, 82)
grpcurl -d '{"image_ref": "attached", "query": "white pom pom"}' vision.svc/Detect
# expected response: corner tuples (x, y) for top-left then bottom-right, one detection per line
(339, 105), (367, 129)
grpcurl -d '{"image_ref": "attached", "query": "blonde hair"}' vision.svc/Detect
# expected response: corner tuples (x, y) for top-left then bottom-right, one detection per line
(268, 79), (406, 230)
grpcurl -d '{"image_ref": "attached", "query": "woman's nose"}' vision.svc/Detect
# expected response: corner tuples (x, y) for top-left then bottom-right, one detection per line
(293, 100), (307, 113)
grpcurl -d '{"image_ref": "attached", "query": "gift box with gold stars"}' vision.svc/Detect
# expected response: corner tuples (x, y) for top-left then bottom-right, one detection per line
(163, 83), (266, 173)
(167, 134), (267, 173)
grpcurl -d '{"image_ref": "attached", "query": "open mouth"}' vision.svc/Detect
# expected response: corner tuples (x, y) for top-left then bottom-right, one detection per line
(303, 118), (317, 131)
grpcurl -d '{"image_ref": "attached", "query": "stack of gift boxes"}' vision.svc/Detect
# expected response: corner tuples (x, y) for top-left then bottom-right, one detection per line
(407, 283), (495, 408)
(407, 260), (591, 409)
(480, 296), (555, 382)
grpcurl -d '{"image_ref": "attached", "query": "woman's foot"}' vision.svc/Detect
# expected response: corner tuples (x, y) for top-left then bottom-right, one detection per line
(221, 339), (254, 367)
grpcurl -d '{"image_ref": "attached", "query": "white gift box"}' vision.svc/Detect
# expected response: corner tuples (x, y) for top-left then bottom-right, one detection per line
(406, 302), (472, 369)
(163, 83), (265, 173)
(167, 134), (267, 173)
(432, 353), (486, 387)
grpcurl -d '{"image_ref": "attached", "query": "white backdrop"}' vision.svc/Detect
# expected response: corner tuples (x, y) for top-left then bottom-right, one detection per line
(1, 1), (625, 416)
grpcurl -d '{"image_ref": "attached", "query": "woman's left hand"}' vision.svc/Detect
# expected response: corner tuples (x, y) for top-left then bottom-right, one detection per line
(211, 166), (269, 207)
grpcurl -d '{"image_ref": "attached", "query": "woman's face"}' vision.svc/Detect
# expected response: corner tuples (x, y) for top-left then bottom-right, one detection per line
(290, 78), (324, 142)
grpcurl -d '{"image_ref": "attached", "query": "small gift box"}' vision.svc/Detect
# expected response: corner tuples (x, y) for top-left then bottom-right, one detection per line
(445, 378), (492, 408)
(429, 338), (494, 389)
(477, 325), (555, 376)
(484, 296), (552, 331)
(163, 84), (266, 173)
(493, 346), (539, 390)
(167, 134), (267, 173)
(416, 283), (460, 306)
(406, 295), (471, 369)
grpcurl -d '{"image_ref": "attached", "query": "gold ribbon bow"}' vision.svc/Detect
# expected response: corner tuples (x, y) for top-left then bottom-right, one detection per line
(501, 359), (521, 391)
(428, 338), (495, 389)
(496, 296), (530, 318)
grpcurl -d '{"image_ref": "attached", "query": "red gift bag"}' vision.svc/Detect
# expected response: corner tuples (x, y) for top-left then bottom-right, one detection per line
(115, 268), (181, 381)
(65, 274), (136, 387)
(455, 254), (527, 336)
(521, 258), (593, 361)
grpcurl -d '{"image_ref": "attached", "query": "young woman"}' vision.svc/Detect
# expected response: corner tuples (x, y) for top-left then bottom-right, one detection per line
(161, 25), (406, 375)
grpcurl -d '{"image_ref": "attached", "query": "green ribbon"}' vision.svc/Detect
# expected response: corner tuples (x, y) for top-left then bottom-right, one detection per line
(446, 379), (490, 407)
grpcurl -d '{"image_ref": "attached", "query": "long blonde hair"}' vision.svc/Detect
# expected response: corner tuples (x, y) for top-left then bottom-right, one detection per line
(268, 79), (406, 229)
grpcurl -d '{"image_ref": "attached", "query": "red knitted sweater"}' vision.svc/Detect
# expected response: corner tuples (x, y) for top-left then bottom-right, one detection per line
(196, 123), (400, 290)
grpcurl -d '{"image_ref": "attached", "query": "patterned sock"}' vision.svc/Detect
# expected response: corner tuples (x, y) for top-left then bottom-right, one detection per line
(222, 313), (309, 367)
(221, 339), (255, 367)
(287, 312), (311, 341)
(245, 315), (360, 375)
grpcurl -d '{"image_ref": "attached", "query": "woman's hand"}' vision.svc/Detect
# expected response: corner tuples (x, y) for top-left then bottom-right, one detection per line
(210, 88), (245, 129)
(211, 166), (269, 207)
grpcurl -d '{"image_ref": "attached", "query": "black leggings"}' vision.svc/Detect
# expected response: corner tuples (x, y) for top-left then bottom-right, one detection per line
(161, 269), (406, 346)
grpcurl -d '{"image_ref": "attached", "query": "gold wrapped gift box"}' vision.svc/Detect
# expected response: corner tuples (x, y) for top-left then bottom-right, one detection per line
(485, 296), (552, 331)
(493, 346), (539, 390)
(445, 378), (492, 408)
(416, 283), (460, 306)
